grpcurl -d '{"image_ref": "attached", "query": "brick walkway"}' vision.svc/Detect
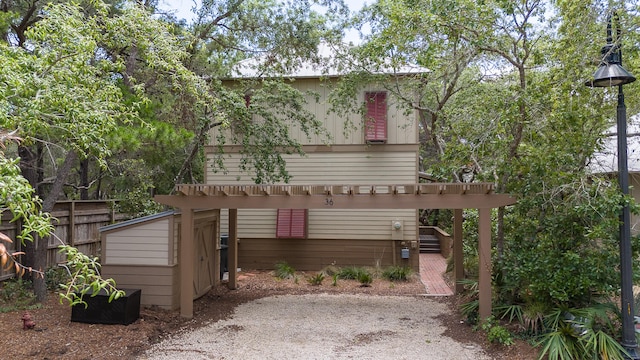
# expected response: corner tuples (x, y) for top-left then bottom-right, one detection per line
(419, 253), (453, 295)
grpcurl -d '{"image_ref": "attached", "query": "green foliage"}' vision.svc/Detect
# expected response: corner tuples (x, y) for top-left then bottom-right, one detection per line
(481, 317), (514, 347)
(274, 261), (296, 280)
(0, 155), (54, 243)
(381, 266), (413, 281)
(0, 279), (39, 313)
(536, 303), (628, 360)
(307, 272), (325, 286)
(332, 273), (338, 286)
(57, 245), (125, 308)
(336, 266), (369, 280)
(357, 271), (373, 287)
(45, 266), (71, 292)
(458, 278), (479, 324)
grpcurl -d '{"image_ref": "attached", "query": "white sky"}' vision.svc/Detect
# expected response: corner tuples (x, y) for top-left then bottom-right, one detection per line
(158, 0), (370, 43)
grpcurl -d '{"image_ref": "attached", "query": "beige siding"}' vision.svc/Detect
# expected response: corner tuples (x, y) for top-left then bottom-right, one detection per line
(103, 219), (171, 266)
(220, 209), (415, 240)
(211, 150), (417, 239)
(101, 264), (179, 310)
(213, 78), (418, 146)
(207, 150), (417, 184)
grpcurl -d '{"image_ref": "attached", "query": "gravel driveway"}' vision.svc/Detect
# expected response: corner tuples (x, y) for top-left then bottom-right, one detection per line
(142, 293), (490, 360)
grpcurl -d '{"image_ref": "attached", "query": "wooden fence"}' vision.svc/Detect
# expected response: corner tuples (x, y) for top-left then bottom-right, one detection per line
(0, 200), (129, 281)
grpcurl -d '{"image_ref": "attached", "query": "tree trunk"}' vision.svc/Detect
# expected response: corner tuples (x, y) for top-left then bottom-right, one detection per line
(31, 150), (78, 302)
(80, 158), (89, 200)
(18, 145), (40, 282)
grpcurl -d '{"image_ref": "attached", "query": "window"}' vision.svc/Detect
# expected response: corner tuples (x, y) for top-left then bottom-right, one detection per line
(364, 91), (387, 143)
(276, 209), (308, 239)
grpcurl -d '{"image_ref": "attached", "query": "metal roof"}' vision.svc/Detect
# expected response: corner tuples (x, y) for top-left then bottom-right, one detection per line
(98, 210), (175, 233)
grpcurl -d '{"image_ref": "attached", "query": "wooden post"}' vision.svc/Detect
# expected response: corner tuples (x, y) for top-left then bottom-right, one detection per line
(478, 208), (492, 321)
(228, 209), (238, 290)
(69, 201), (76, 247)
(180, 209), (194, 319)
(454, 209), (464, 294)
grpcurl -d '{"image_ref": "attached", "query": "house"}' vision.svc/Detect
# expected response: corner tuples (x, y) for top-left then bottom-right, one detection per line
(208, 69), (423, 272)
(154, 60), (515, 319)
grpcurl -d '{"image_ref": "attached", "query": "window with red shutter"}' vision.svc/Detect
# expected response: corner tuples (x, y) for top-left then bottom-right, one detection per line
(276, 209), (308, 239)
(364, 91), (387, 143)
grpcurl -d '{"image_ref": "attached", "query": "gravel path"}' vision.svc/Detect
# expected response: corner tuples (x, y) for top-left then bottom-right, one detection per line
(142, 294), (490, 360)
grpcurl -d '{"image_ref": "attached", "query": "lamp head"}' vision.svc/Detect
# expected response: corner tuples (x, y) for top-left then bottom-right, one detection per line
(586, 62), (636, 87)
(585, 24), (636, 87)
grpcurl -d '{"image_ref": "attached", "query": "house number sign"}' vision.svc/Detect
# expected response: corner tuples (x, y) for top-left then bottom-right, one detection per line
(324, 197), (334, 206)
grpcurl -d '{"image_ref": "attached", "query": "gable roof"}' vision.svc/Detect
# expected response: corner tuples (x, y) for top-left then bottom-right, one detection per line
(231, 43), (429, 79)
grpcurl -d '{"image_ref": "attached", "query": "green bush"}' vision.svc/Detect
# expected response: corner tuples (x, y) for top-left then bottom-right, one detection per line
(274, 261), (296, 279)
(337, 266), (368, 280)
(307, 272), (325, 286)
(382, 266), (412, 281)
(0, 279), (40, 313)
(45, 266), (70, 292)
(357, 271), (373, 287)
(536, 303), (628, 360)
(481, 317), (514, 346)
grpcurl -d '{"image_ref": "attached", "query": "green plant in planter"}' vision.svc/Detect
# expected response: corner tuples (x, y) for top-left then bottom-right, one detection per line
(58, 244), (125, 308)
(307, 272), (325, 286)
(274, 261), (296, 279)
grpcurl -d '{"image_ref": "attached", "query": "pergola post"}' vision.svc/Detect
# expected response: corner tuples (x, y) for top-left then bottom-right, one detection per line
(478, 208), (492, 320)
(453, 209), (464, 294)
(228, 209), (238, 290)
(180, 208), (195, 318)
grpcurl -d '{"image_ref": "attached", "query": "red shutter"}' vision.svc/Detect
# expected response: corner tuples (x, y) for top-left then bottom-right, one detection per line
(276, 209), (307, 239)
(365, 92), (387, 142)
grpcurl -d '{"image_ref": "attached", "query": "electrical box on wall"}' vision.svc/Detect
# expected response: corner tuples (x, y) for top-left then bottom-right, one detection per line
(391, 220), (404, 240)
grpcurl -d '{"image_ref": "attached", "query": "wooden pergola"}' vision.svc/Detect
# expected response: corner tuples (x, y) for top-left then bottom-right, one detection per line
(155, 183), (516, 319)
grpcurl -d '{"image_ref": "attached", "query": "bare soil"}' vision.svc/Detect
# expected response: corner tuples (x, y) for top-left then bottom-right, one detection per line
(0, 271), (538, 359)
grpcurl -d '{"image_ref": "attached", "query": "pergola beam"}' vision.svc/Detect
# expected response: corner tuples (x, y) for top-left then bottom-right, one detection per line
(157, 183), (516, 319)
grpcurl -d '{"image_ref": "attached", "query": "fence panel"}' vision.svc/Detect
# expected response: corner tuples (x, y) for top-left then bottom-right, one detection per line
(1, 201), (128, 280)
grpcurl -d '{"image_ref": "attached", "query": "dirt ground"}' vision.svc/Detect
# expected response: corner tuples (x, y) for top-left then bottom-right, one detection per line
(0, 271), (538, 359)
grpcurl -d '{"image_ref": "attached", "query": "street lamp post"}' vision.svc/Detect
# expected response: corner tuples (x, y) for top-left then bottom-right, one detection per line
(586, 12), (638, 359)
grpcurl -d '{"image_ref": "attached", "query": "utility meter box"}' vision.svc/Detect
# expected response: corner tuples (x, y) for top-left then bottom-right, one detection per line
(391, 220), (404, 240)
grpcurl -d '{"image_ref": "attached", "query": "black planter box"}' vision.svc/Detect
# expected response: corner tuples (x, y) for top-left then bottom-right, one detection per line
(71, 288), (141, 325)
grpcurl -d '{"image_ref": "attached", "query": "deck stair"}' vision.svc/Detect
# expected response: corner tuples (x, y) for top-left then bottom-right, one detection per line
(419, 234), (440, 254)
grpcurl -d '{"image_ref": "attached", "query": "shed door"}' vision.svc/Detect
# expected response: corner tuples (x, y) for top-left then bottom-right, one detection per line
(193, 221), (216, 299)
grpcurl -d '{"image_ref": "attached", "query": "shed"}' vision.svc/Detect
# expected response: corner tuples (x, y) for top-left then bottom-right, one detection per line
(99, 209), (220, 310)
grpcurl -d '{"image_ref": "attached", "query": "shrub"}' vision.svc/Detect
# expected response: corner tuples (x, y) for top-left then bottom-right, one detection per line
(307, 272), (325, 286)
(382, 266), (412, 281)
(45, 266), (70, 292)
(357, 271), (373, 287)
(536, 303), (628, 360)
(481, 317), (514, 346)
(337, 266), (367, 280)
(274, 261), (295, 279)
(0, 279), (39, 313)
